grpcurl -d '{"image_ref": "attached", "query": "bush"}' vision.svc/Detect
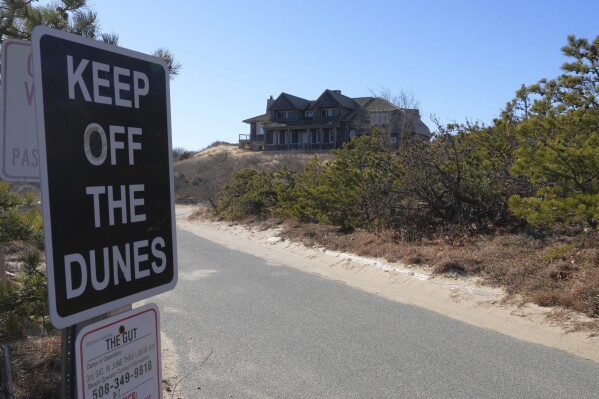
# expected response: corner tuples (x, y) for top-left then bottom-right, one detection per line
(507, 35), (599, 231)
(172, 147), (196, 162)
(0, 182), (43, 244)
(0, 182), (46, 336)
(277, 135), (403, 230)
(215, 169), (278, 220)
(399, 122), (528, 234)
(0, 249), (52, 336)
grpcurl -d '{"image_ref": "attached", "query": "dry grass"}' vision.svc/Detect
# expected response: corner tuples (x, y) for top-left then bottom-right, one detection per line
(174, 145), (334, 203)
(9, 335), (61, 398)
(2, 242), (60, 398)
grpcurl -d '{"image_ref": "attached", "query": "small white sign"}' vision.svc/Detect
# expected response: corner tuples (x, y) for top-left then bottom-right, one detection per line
(75, 303), (162, 399)
(0, 40), (40, 182)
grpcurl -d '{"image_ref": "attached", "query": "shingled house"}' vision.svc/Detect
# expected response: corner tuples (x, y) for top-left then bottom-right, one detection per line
(240, 89), (431, 152)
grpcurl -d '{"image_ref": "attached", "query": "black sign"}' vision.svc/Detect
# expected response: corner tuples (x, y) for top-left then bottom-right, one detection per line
(32, 27), (177, 328)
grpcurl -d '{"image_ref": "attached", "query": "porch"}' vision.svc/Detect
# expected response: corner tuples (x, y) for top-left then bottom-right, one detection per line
(263, 142), (337, 152)
(263, 127), (341, 152)
(239, 134), (264, 151)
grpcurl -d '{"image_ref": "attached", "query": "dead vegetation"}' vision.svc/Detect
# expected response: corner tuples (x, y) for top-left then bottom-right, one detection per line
(1, 241), (60, 399)
(7, 335), (61, 398)
(174, 144), (333, 204)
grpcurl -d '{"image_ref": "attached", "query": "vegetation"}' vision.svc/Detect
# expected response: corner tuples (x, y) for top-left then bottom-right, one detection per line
(0, 0), (182, 78)
(215, 169), (278, 220)
(0, 183), (41, 244)
(211, 35), (599, 319)
(0, 182), (46, 336)
(214, 126), (528, 237)
(0, 248), (50, 335)
(0, 0), (99, 42)
(172, 146), (196, 162)
(508, 35), (599, 230)
(174, 145), (331, 206)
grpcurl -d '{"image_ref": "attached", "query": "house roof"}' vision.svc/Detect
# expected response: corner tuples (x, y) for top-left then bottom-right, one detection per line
(352, 97), (372, 107)
(362, 97), (399, 112)
(242, 113), (269, 123)
(324, 89), (358, 110)
(410, 112), (432, 137)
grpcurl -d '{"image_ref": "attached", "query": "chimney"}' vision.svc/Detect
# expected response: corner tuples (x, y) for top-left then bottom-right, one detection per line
(266, 95), (274, 111)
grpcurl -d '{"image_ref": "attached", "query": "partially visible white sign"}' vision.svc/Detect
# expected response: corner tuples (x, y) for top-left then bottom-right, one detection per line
(0, 39), (40, 182)
(75, 303), (162, 399)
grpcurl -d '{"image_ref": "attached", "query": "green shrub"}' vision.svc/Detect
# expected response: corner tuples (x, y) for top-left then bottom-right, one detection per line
(275, 134), (403, 231)
(0, 182), (43, 244)
(215, 169), (278, 220)
(507, 35), (599, 230)
(0, 182), (46, 336)
(0, 249), (52, 336)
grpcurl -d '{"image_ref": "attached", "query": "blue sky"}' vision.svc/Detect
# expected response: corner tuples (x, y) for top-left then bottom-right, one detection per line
(88, 0), (599, 150)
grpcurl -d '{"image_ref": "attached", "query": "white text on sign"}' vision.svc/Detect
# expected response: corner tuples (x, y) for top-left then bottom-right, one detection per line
(67, 55), (149, 108)
(60, 54), (169, 300)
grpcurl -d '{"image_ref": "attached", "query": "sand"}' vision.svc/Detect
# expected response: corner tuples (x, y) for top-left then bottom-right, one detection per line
(173, 205), (599, 366)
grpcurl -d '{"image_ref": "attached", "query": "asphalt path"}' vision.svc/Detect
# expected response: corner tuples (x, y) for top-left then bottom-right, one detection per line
(153, 228), (599, 398)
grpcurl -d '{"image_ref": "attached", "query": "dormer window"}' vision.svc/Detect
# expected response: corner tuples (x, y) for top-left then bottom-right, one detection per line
(371, 112), (388, 124)
(305, 111), (313, 117)
(276, 110), (292, 119)
(319, 108), (339, 117)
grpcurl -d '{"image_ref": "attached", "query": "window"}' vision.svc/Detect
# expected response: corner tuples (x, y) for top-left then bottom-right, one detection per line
(305, 111), (313, 117)
(371, 112), (388, 124)
(291, 131), (299, 144)
(325, 130), (335, 143)
(390, 136), (397, 144)
(312, 130), (321, 143)
(274, 130), (281, 144)
(319, 108), (339, 117)
(276, 110), (292, 119)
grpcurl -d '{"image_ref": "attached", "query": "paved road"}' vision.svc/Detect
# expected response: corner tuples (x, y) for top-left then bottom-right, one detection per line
(154, 228), (599, 398)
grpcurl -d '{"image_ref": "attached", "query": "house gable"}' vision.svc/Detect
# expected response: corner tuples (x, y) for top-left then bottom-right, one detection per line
(268, 92), (310, 112)
(311, 89), (358, 119)
(312, 90), (355, 112)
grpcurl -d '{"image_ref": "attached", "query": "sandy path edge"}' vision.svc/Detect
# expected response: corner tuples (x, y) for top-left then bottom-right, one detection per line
(175, 206), (599, 363)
